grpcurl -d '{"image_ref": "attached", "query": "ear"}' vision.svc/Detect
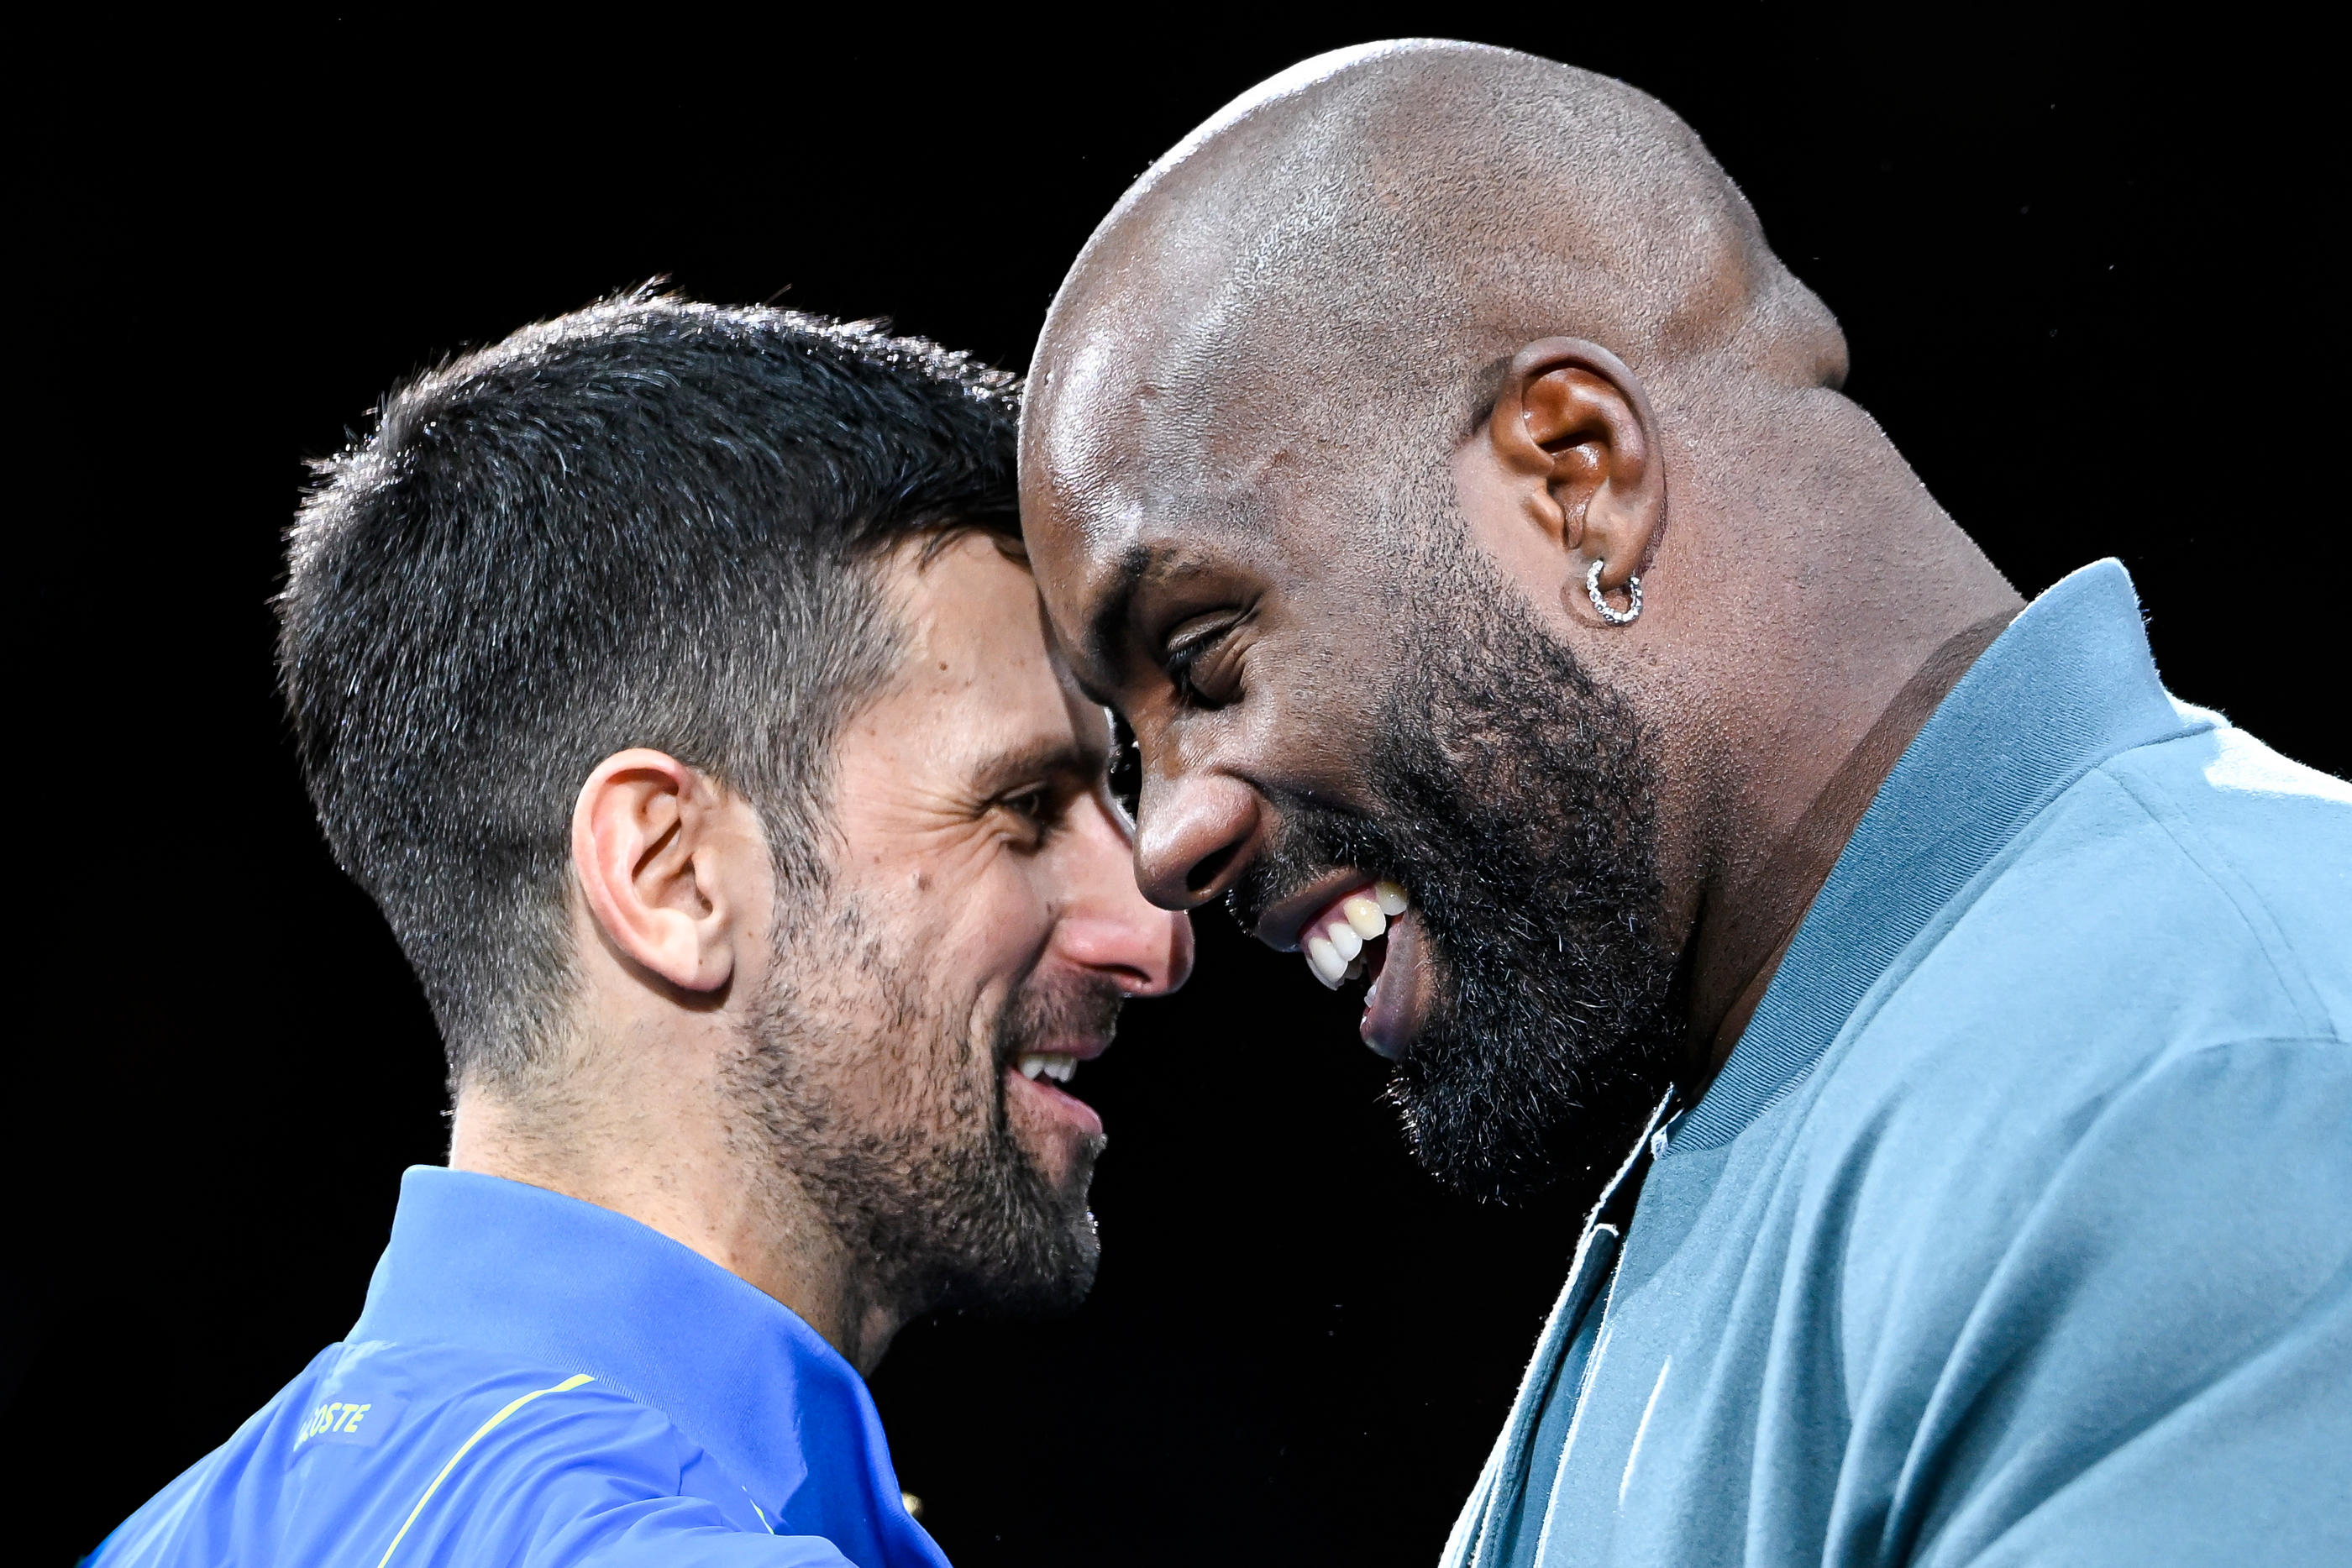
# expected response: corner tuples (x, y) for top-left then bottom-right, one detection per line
(570, 748), (748, 994)
(1483, 337), (1665, 606)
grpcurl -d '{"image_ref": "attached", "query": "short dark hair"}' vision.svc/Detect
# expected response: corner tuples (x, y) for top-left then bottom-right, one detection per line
(278, 291), (1021, 1090)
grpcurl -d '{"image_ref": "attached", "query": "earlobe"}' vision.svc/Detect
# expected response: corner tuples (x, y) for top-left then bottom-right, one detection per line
(571, 749), (741, 995)
(1486, 337), (1666, 613)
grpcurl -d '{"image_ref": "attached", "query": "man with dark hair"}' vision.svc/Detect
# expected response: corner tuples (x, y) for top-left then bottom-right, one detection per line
(1022, 41), (2349, 1567)
(94, 293), (1189, 1566)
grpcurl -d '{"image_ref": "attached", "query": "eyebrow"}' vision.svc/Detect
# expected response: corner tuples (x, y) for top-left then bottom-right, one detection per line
(970, 732), (1111, 801)
(1083, 539), (1158, 684)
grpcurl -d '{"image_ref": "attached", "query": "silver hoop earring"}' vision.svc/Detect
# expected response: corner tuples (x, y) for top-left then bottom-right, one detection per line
(1586, 558), (1642, 626)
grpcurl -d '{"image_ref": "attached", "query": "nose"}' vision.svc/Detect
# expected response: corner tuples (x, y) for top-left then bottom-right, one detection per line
(1060, 794), (1196, 996)
(1134, 769), (1262, 912)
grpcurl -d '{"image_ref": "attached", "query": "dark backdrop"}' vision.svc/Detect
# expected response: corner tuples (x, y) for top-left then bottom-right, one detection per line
(13, 8), (2339, 1565)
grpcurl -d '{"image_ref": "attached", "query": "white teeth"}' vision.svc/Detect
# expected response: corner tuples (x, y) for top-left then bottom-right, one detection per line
(1019, 1056), (1045, 1080)
(1017, 1053), (1078, 1084)
(1302, 884), (1408, 993)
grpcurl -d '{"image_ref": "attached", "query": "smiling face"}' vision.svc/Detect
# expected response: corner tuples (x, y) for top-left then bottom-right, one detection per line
(724, 531), (1192, 1312)
(1026, 380), (1684, 1200)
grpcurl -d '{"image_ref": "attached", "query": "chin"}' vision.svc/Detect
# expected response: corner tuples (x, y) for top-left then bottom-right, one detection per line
(1386, 1001), (1676, 1207)
(941, 1211), (1100, 1319)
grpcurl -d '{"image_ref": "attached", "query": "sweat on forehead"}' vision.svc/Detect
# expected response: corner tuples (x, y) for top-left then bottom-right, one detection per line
(1023, 39), (1841, 496)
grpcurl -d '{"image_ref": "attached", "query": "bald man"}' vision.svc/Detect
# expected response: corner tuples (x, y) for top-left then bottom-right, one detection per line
(1021, 40), (2350, 1568)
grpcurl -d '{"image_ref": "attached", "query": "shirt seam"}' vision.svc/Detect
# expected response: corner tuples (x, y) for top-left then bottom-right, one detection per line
(2095, 757), (2338, 1039)
(373, 1373), (596, 1568)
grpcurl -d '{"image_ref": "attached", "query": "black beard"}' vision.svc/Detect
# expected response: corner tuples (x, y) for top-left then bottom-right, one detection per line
(1232, 538), (1683, 1204)
(725, 904), (1116, 1322)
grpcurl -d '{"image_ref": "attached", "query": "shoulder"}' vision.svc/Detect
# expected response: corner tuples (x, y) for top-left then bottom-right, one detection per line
(1779, 721), (2352, 1339)
(1841, 716), (2349, 1117)
(2094, 719), (2352, 1033)
(88, 1340), (835, 1567)
(1700, 721), (2352, 1556)
(1984, 716), (2347, 1036)
(296, 1345), (789, 1559)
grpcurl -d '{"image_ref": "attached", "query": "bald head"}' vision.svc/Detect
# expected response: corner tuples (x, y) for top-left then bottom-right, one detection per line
(1019, 41), (2018, 1188)
(1028, 39), (1845, 487)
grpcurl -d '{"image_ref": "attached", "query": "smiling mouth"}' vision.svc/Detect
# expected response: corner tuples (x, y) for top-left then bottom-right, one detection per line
(1015, 1052), (1081, 1086)
(1004, 1047), (1108, 1141)
(1297, 878), (1410, 997)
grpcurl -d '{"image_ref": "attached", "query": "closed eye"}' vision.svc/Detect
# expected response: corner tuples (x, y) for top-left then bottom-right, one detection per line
(991, 774), (1094, 852)
(1166, 648), (1216, 706)
(972, 736), (1110, 852)
(1163, 611), (1249, 708)
(1000, 785), (1056, 828)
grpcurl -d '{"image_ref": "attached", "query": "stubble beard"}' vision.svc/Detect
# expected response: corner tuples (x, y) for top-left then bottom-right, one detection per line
(722, 894), (1110, 1323)
(1236, 517), (1685, 1204)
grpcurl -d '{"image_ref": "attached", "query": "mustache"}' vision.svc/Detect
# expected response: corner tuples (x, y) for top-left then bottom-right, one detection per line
(992, 972), (1128, 1063)
(1224, 797), (1410, 936)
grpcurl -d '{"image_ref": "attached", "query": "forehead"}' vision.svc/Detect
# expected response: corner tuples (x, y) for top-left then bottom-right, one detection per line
(1023, 223), (1320, 521)
(874, 532), (1083, 742)
(1021, 317), (1340, 666)
(890, 532), (1052, 674)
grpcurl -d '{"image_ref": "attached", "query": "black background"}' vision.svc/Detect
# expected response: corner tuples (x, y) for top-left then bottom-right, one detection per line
(12, 7), (2340, 1565)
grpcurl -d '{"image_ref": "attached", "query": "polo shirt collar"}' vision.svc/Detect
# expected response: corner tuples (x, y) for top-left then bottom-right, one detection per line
(1675, 559), (2206, 1151)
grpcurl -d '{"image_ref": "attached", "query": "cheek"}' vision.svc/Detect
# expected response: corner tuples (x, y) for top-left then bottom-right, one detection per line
(1218, 648), (1394, 797)
(934, 860), (1060, 984)
(886, 862), (1061, 1096)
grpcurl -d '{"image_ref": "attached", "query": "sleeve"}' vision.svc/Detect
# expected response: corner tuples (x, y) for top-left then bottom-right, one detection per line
(1904, 1036), (2352, 1568)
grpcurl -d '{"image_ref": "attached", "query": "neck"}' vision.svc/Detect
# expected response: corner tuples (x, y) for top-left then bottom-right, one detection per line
(447, 1055), (908, 1375)
(1680, 607), (2014, 1086)
(1642, 390), (2025, 1096)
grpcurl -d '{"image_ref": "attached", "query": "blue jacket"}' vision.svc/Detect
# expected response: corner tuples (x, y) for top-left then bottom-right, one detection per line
(1453, 561), (2351, 1567)
(92, 1167), (952, 1567)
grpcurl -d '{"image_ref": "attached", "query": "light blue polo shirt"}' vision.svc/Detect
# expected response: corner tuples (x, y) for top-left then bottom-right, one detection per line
(1452, 560), (2351, 1567)
(90, 1167), (952, 1567)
